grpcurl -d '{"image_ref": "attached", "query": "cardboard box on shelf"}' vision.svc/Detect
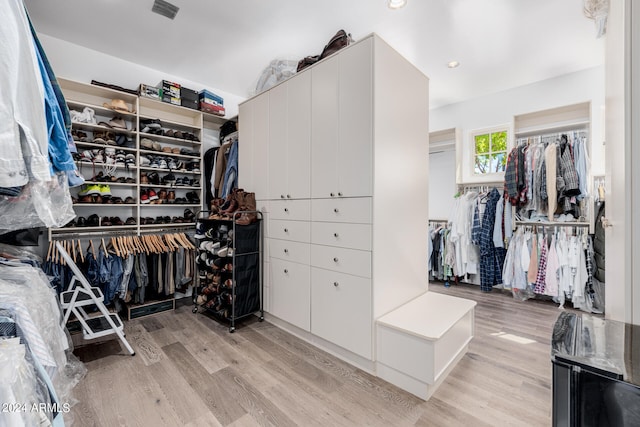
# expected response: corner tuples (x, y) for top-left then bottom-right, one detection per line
(180, 87), (199, 102)
(199, 102), (225, 116)
(162, 94), (181, 106)
(199, 89), (224, 106)
(139, 84), (162, 100)
(181, 98), (199, 110)
(159, 80), (181, 98)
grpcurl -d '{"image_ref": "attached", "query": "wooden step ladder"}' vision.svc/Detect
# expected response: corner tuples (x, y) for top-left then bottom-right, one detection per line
(55, 242), (135, 356)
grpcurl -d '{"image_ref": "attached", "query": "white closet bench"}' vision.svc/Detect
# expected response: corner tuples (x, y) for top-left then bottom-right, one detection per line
(376, 292), (476, 400)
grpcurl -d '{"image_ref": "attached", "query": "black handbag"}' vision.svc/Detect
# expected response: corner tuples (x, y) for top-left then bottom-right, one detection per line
(296, 55), (320, 72)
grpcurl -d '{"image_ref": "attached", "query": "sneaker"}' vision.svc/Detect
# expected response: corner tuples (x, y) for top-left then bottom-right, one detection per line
(148, 189), (159, 201)
(147, 171), (160, 185)
(99, 184), (112, 197)
(167, 159), (178, 170)
(139, 155), (151, 167)
(78, 184), (101, 196)
(162, 173), (176, 185)
(140, 189), (150, 204)
(194, 223), (205, 239)
(158, 159), (168, 169)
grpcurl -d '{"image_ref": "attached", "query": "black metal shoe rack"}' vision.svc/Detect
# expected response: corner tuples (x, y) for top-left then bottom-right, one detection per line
(192, 210), (263, 332)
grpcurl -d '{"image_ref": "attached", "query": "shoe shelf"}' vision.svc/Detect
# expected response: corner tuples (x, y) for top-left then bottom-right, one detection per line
(192, 212), (264, 332)
(75, 141), (137, 153)
(139, 149), (200, 160)
(139, 184), (201, 190)
(83, 181), (137, 187)
(55, 77), (236, 237)
(138, 132), (202, 147)
(75, 161), (139, 170)
(71, 121), (138, 137)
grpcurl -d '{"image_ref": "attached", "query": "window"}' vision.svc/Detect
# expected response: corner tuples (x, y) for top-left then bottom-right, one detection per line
(472, 128), (508, 175)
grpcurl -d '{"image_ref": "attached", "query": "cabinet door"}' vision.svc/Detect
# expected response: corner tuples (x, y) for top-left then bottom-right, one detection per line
(239, 92), (269, 200)
(311, 55), (340, 198)
(286, 71), (311, 199)
(268, 83), (288, 200)
(311, 267), (372, 358)
(270, 258), (310, 331)
(338, 38), (373, 197)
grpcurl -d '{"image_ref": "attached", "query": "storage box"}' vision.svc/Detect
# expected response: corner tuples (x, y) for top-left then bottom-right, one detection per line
(159, 80), (181, 98)
(199, 102), (226, 116)
(162, 94), (181, 106)
(181, 98), (199, 110)
(180, 87), (199, 102)
(139, 84), (162, 100)
(199, 89), (224, 106)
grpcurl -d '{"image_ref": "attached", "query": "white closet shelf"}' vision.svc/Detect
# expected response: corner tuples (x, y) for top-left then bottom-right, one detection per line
(139, 184), (201, 190)
(139, 166), (200, 175)
(71, 122), (137, 136)
(139, 149), (201, 160)
(67, 100), (137, 119)
(74, 141), (137, 152)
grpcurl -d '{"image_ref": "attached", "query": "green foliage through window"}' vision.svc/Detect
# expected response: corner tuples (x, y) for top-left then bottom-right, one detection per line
(474, 130), (508, 174)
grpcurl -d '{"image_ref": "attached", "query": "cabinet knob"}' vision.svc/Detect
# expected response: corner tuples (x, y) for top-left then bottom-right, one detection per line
(284, 269), (288, 274)
(334, 233), (339, 238)
(330, 192), (335, 197)
(334, 208), (339, 213)
(333, 257), (339, 263)
(333, 282), (339, 287)
(286, 194), (291, 199)
(281, 195), (285, 199)
(284, 228), (289, 233)
(284, 249), (289, 253)
(338, 192), (343, 196)
(284, 208), (289, 213)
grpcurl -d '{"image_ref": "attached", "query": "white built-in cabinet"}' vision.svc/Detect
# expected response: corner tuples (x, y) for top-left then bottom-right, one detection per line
(239, 34), (429, 367)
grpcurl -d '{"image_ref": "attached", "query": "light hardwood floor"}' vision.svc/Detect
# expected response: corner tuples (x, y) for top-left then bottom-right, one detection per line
(68, 283), (573, 426)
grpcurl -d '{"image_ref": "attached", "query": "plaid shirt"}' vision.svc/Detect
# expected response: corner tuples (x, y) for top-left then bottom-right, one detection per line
(534, 236), (548, 294)
(504, 148), (519, 204)
(479, 188), (506, 291)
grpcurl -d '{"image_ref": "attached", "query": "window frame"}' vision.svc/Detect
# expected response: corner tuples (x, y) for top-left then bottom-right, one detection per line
(469, 125), (511, 180)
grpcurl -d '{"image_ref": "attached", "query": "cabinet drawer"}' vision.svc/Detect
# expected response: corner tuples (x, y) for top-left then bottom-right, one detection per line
(311, 245), (371, 278)
(269, 239), (310, 264)
(269, 219), (311, 243)
(311, 267), (372, 358)
(269, 200), (311, 221)
(311, 222), (371, 250)
(311, 197), (371, 224)
(270, 259), (310, 331)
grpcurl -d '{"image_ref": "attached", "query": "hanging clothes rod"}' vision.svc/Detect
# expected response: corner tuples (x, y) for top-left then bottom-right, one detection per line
(50, 227), (194, 240)
(514, 220), (590, 227)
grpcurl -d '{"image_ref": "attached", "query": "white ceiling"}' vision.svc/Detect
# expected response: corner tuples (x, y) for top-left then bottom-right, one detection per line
(24, 0), (605, 108)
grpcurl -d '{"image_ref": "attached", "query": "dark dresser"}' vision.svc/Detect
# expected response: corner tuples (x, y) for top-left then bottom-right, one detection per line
(552, 312), (640, 426)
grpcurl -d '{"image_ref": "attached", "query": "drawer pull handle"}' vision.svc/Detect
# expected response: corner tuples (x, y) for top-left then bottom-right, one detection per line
(333, 257), (339, 263)
(281, 195), (285, 199)
(330, 192), (335, 197)
(334, 282), (339, 287)
(284, 249), (289, 253)
(284, 269), (288, 274)
(334, 233), (339, 238)
(287, 194), (291, 199)
(338, 192), (343, 196)
(284, 208), (289, 213)
(284, 228), (289, 233)
(334, 208), (339, 213)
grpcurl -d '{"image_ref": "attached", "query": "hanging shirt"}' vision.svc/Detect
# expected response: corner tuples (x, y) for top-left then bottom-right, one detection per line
(544, 235), (560, 297)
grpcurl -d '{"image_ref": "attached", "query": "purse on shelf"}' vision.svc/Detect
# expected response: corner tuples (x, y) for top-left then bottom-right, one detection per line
(296, 30), (353, 72)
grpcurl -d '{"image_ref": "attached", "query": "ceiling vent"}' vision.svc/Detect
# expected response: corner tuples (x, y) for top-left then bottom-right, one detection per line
(152, 0), (179, 20)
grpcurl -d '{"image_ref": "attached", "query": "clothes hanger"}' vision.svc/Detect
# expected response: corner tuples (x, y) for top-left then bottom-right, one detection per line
(101, 238), (109, 258)
(46, 241), (54, 262)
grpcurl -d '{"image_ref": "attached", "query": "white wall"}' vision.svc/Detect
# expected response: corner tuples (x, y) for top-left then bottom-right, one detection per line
(430, 66), (606, 181)
(428, 149), (456, 220)
(37, 34), (245, 119)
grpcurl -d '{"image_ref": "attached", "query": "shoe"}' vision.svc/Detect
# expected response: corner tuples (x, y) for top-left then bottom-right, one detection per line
(158, 159), (168, 169)
(152, 141), (162, 152)
(78, 184), (101, 196)
(87, 214), (100, 227)
(140, 138), (154, 150)
(78, 195), (93, 203)
(140, 189), (150, 204)
(167, 190), (176, 204)
(111, 216), (124, 226)
(112, 197), (124, 204)
(125, 217), (136, 225)
(76, 216), (87, 227)
(139, 155), (151, 167)
(162, 173), (176, 185)
(124, 196), (135, 204)
(140, 172), (149, 184)
(186, 191), (200, 204)
(184, 209), (195, 221)
(158, 189), (167, 202)
(98, 184), (112, 197)
(148, 189), (159, 201)
(167, 159), (178, 170)
(147, 171), (160, 185)
(101, 216), (112, 226)
(149, 157), (160, 168)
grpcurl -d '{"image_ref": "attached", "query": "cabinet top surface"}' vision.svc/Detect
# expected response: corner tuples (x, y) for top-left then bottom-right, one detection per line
(377, 292), (476, 340)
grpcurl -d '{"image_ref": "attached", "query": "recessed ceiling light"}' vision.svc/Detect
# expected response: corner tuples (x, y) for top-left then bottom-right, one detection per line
(447, 61), (460, 69)
(388, 0), (407, 10)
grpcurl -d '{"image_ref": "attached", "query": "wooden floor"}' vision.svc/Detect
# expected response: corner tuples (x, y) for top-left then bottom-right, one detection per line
(68, 283), (572, 426)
